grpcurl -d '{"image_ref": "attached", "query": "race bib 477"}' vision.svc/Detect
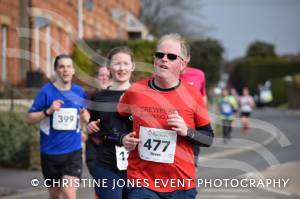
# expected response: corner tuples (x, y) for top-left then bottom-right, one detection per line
(138, 126), (177, 163)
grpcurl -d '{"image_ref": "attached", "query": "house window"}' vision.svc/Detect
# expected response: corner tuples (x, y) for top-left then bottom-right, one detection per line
(84, 0), (95, 10)
(34, 16), (50, 70)
(67, 0), (73, 6)
(128, 31), (142, 40)
(34, 27), (40, 69)
(45, 25), (52, 78)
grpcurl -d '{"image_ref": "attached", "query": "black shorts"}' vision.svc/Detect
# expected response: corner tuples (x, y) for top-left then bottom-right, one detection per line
(41, 149), (82, 187)
(240, 112), (251, 117)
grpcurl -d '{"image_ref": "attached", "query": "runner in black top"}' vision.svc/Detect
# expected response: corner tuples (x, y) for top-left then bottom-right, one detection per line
(87, 46), (135, 199)
(89, 89), (132, 170)
(85, 66), (111, 177)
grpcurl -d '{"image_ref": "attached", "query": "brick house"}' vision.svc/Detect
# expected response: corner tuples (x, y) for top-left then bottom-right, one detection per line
(0, 0), (148, 87)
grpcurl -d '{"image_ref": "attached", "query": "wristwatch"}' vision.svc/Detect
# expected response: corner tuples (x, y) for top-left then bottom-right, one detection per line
(187, 128), (195, 139)
(43, 109), (51, 117)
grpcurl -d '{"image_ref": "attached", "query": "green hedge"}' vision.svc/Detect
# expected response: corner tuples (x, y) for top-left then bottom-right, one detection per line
(270, 78), (287, 106)
(0, 112), (38, 169)
(73, 40), (156, 83)
(72, 45), (98, 76)
(294, 73), (300, 90)
(230, 57), (300, 94)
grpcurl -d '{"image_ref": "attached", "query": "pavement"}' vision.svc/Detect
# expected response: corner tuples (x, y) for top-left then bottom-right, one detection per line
(0, 108), (299, 198)
(241, 160), (300, 197)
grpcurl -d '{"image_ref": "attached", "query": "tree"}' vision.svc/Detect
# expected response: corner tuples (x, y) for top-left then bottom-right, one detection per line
(189, 39), (224, 86)
(246, 41), (277, 58)
(140, 0), (207, 39)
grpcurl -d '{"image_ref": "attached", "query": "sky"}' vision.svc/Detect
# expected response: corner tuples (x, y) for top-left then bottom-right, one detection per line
(201, 0), (300, 60)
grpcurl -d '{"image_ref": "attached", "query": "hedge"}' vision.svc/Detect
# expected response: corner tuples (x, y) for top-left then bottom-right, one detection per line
(0, 112), (38, 169)
(270, 78), (287, 106)
(230, 57), (300, 93)
(229, 57), (300, 106)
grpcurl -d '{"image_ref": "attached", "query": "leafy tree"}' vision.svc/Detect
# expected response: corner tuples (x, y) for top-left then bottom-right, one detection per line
(189, 38), (224, 86)
(246, 41), (277, 58)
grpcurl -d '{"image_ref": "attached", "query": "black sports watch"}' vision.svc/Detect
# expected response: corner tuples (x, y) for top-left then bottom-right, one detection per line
(187, 128), (195, 139)
(43, 109), (51, 117)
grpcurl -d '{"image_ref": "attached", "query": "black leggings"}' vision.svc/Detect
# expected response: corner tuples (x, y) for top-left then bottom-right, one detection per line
(222, 119), (232, 140)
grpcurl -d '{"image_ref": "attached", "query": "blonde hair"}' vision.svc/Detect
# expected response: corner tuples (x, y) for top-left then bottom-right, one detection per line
(157, 33), (190, 60)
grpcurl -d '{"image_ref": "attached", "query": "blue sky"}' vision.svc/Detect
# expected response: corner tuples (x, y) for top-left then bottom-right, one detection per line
(201, 0), (300, 59)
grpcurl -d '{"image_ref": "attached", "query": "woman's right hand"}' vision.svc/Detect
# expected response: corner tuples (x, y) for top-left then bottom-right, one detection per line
(87, 119), (100, 134)
(122, 131), (140, 151)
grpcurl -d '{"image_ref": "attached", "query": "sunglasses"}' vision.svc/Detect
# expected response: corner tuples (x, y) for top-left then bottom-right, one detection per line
(154, 52), (183, 61)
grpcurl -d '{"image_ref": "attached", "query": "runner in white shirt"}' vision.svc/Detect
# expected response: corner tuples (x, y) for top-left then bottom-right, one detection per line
(239, 87), (255, 132)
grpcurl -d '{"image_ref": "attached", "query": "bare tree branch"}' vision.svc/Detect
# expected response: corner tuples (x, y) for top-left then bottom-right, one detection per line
(140, 0), (208, 39)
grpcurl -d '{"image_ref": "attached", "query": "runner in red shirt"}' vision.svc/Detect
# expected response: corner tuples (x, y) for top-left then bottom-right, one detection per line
(118, 33), (214, 199)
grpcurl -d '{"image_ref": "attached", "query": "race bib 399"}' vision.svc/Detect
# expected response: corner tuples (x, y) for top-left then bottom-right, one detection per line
(52, 108), (78, 130)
